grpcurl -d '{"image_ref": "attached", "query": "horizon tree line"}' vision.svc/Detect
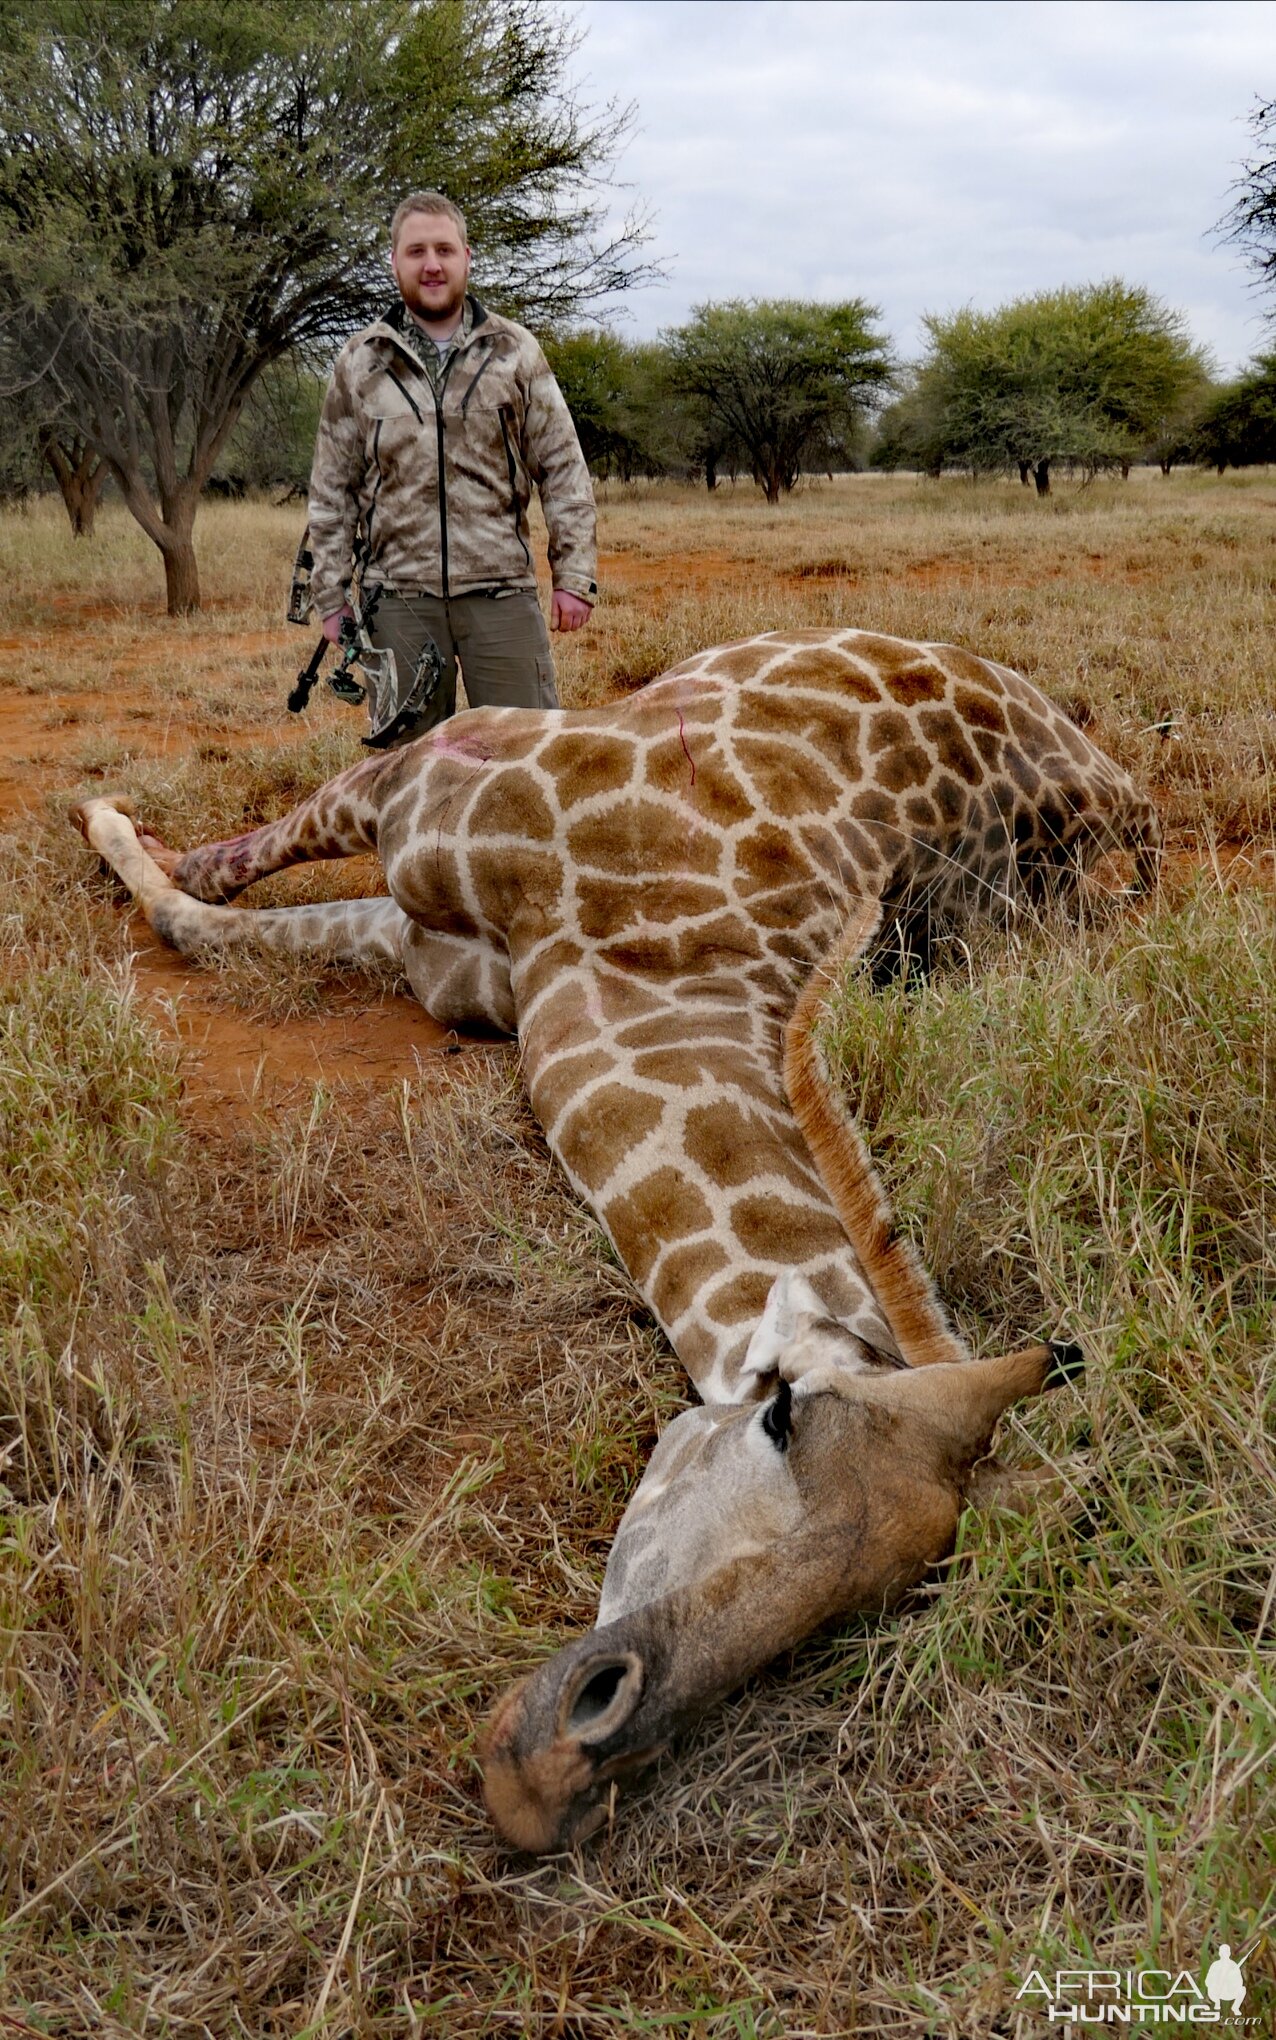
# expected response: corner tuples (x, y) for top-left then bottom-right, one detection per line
(1, 3), (1273, 608)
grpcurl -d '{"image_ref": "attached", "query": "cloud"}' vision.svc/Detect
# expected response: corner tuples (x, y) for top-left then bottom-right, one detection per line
(571, 0), (1276, 370)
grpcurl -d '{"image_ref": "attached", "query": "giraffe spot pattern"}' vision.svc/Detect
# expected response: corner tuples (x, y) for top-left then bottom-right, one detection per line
(732, 736), (843, 816)
(954, 686), (1008, 734)
(575, 875), (729, 940)
(706, 644), (776, 682)
(567, 800), (722, 878)
(605, 1167), (717, 1284)
(652, 1237), (732, 1325)
(557, 1082), (665, 1192)
(538, 731), (637, 807)
(469, 770), (556, 842)
(701, 1268), (777, 1329)
(885, 667), (947, 706)
(469, 846), (562, 928)
(527, 1042), (617, 1133)
(729, 1193), (850, 1267)
(683, 1100), (811, 1192)
(874, 744), (933, 793)
(734, 822), (817, 897)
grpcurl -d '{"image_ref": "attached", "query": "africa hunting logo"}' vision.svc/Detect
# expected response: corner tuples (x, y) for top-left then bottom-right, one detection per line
(1015, 1941), (1261, 2025)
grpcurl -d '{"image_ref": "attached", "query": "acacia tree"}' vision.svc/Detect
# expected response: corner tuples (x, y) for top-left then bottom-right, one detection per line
(1192, 353), (1276, 471)
(1221, 97), (1276, 311)
(41, 431), (108, 538)
(0, 375), (108, 527)
(1142, 364), (1215, 477)
(541, 330), (668, 480)
(868, 375), (947, 477)
(915, 283), (1208, 493)
(0, 0), (649, 612)
(663, 300), (893, 502)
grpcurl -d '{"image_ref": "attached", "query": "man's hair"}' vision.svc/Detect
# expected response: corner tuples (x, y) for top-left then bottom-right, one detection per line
(390, 191), (468, 249)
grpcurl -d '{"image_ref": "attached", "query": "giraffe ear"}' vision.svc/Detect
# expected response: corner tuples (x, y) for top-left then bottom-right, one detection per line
(741, 1270), (830, 1382)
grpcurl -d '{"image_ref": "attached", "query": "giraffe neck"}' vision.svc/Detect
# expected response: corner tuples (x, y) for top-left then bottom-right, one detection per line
(513, 945), (898, 1402)
(367, 633), (1148, 1397)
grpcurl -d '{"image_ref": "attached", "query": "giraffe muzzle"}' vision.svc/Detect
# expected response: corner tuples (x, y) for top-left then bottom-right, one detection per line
(481, 1638), (666, 1854)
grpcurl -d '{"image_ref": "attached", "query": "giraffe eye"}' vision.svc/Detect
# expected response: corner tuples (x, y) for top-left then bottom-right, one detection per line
(760, 1377), (792, 1453)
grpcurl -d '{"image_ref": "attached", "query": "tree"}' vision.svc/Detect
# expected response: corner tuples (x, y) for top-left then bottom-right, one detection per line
(541, 330), (669, 480)
(1142, 363), (1216, 477)
(663, 300), (894, 503)
(1220, 98), (1276, 313)
(217, 361), (326, 495)
(868, 375), (947, 477)
(914, 282), (1208, 494)
(41, 430), (109, 536)
(0, 387), (44, 504)
(0, 364), (110, 531)
(0, 0), (649, 612)
(1191, 353), (1276, 471)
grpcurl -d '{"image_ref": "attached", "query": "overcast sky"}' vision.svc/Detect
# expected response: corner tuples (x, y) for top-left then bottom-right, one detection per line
(566, 0), (1276, 372)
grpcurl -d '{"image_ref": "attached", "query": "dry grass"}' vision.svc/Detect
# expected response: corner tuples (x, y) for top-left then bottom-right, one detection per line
(0, 474), (1273, 2034)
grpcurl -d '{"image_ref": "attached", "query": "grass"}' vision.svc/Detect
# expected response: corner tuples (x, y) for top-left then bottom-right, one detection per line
(0, 472), (1273, 2033)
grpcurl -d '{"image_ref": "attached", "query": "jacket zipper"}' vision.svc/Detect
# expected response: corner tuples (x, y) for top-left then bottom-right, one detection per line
(390, 346), (454, 596)
(498, 405), (532, 569)
(460, 346), (497, 415)
(385, 368), (423, 422)
(435, 355), (460, 597)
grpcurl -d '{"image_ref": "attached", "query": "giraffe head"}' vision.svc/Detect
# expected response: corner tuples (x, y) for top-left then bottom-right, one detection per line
(481, 1275), (1083, 1853)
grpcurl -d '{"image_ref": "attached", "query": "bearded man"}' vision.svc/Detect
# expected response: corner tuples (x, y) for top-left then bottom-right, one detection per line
(307, 190), (596, 745)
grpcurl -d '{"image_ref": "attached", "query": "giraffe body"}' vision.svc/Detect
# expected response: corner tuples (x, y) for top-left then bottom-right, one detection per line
(74, 627), (1158, 1851)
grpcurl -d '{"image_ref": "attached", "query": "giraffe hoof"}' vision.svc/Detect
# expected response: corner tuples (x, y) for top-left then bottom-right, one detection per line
(69, 794), (136, 841)
(1044, 1339), (1085, 1388)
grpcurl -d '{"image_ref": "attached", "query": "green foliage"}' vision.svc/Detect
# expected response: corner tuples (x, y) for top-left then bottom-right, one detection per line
(868, 373), (947, 476)
(0, 0), (647, 608)
(219, 360), (326, 493)
(541, 329), (671, 480)
(912, 281), (1209, 490)
(663, 298), (894, 501)
(1191, 351), (1276, 471)
(0, 392), (45, 501)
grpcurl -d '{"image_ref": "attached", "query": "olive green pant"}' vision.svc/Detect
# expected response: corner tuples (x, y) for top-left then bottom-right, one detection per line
(367, 589), (558, 747)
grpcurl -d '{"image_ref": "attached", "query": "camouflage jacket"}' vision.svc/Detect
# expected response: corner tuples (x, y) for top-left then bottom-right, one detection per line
(308, 294), (597, 617)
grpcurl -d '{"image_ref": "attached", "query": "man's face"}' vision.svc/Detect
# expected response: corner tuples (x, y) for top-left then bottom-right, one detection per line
(391, 212), (471, 324)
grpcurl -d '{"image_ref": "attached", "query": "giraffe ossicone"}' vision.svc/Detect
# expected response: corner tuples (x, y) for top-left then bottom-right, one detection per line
(72, 626), (1160, 1853)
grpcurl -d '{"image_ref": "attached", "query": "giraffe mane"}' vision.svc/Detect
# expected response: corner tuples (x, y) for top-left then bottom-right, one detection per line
(782, 900), (970, 1370)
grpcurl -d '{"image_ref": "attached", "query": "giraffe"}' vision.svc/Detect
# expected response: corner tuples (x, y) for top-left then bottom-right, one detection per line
(72, 626), (1160, 1853)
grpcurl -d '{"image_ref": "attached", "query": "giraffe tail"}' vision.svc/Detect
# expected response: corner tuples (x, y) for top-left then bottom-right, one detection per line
(783, 900), (970, 1369)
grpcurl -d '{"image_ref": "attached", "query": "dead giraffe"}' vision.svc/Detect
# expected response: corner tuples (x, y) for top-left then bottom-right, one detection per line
(73, 627), (1160, 1853)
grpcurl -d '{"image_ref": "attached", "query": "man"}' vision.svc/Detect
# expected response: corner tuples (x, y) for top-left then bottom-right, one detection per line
(308, 191), (596, 745)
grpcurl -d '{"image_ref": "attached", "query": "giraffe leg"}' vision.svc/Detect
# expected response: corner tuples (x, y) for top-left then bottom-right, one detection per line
(158, 752), (393, 903)
(402, 923), (514, 1034)
(73, 796), (408, 966)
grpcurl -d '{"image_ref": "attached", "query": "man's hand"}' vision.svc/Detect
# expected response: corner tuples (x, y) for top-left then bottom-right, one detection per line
(322, 604), (354, 644)
(551, 590), (593, 633)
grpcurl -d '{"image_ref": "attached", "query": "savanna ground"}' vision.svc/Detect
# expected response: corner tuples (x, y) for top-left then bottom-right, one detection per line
(0, 471), (1273, 2036)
